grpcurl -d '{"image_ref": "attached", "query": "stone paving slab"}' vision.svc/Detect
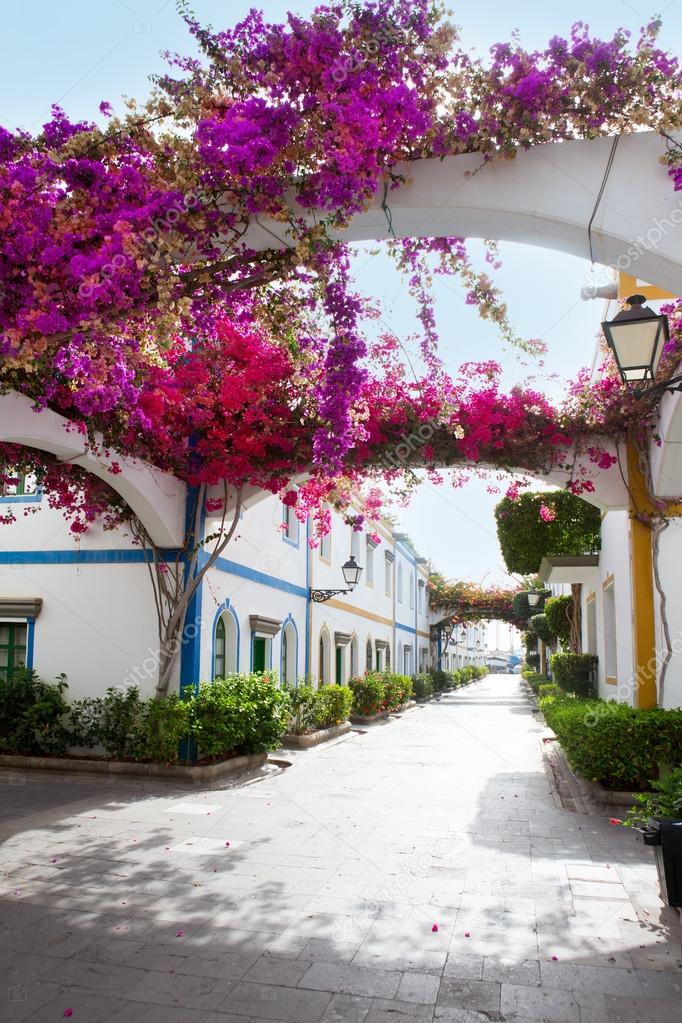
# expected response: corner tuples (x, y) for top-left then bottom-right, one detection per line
(1, 675), (680, 1023)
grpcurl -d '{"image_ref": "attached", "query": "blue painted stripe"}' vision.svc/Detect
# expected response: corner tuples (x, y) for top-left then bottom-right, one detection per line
(0, 549), (180, 565)
(25, 618), (35, 670)
(212, 554), (308, 599)
(395, 621), (416, 635)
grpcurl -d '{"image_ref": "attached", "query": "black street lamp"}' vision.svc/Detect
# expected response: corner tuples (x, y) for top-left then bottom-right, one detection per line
(527, 590), (542, 608)
(310, 556), (363, 603)
(602, 295), (674, 393)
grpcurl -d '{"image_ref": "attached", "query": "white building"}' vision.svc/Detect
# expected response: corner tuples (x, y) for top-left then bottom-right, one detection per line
(0, 477), (442, 699)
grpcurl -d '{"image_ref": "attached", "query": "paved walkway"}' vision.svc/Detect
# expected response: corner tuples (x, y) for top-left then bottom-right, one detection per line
(1, 675), (681, 1023)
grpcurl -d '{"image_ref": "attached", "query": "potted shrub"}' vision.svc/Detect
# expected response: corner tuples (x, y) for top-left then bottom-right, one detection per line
(623, 766), (682, 907)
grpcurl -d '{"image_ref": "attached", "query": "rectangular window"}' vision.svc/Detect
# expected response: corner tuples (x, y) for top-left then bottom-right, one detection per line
(319, 530), (331, 561)
(350, 529), (360, 561)
(282, 503), (299, 544)
(418, 580), (424, 613)
(410, 574), (414, 610)
(603, 584), (617, 685)
(366, 538), (375, 587)
(0, 623), (28, 682)
(586, 597), (597, 656)
(385, 553), (393, 597)
(1, 469), (38, 499)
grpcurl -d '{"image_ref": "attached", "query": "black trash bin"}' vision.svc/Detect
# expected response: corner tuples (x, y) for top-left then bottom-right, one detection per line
(640, 819), (682, 907)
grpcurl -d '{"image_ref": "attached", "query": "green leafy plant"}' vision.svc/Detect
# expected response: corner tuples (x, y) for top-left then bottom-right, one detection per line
(381, 673), (411, 710)
(544, 596), (573, 647)
(349, 673), (385, 715)
(285, 683), (318, 735)
(539, 694), (682, 790)
(538, 682), (563, 699)
(412, 673), (434, 700)
(143, 695), (192, 764)
(529, 613), (554, 646)
(191, 674), (290, 757)
(315, 685), (353, 727)
(0, 669), (70, 755)
(550, 652), (597, 697)
(495, 490), (601, 575)
(624, 767), (682, 829)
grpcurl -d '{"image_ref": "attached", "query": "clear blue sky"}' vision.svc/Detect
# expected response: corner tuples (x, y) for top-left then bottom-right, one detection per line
(1, 0), (680, 586)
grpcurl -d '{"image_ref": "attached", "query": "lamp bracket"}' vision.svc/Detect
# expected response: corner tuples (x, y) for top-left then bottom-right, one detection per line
(632, 374), (682, 400)
(310, 588), (354, 604)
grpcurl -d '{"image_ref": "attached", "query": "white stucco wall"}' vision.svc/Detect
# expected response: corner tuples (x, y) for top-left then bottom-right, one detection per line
(580, 510), (636, 704)
(652, 517), (682, 710)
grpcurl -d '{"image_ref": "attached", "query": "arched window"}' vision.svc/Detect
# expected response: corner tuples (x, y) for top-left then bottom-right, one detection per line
(350, 637), (358, 678)
(385, 644), (391, 670)
(214, 617), (226, 679)
(366, 638), (373, 672)
(319, 629), (330, 686)
(213, 608), (238, 679)
(281, 621), (297, 685)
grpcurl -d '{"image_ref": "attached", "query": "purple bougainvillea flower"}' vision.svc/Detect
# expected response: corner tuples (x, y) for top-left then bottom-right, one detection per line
(63, 1010), (73, 1017)
(175, 930), (185, 938)
(464, 931), (471, 938)
(431, 924), (439, 932)
(551, 955), (559, 961)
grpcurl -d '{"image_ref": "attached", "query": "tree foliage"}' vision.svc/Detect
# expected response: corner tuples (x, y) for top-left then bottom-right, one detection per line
(544, 595), (573, 647)
(495, 491), (601, 575)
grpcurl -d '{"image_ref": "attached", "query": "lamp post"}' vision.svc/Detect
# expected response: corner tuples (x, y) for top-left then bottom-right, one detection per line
(602, 295), (674, 394)
(527, 590), (542, 608)
(310, 556), (363, 603)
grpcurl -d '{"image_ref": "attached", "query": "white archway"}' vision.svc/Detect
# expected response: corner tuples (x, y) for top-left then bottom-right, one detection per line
(1, 391), (186, 546)
(247, 132), (682, 296)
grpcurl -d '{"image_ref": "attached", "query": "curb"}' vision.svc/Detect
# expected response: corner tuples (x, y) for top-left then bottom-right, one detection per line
(0, 751), (267, 784)
(281, 721), (352, 749)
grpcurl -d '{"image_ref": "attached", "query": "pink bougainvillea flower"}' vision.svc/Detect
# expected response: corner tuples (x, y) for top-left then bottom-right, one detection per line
(225, 841), (231, 847)
(431, 924), (439, 932)
(63, 1011), (73, 1018)
(608, 818), (622, 826)
(464, 931), (471, 938)
(551, 955), (558, 961)
(539, 504), (557, 522)
(175, 930), (185, 938)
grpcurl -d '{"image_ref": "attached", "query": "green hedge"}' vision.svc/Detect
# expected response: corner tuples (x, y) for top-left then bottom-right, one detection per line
(0, 671), (291, 764)
(539, 694), (682, 790)
(314, 685), (354, 728)
(349, 673), (385, 715)
(550, 653), (597, 698)
(0, 669), (70, 755)
(412, 673), (434, 700)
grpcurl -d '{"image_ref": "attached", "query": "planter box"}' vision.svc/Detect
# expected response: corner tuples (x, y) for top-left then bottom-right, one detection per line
(0, 751), (267, 784)
(638, 819), (682, 908)
(281, 721), (352, 749)
(390, 700), (416, 714)
(350, 710), (390, 725)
